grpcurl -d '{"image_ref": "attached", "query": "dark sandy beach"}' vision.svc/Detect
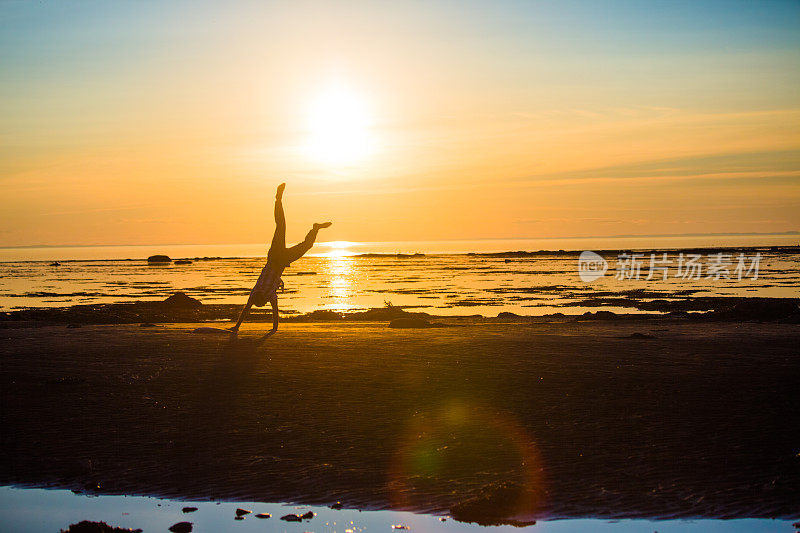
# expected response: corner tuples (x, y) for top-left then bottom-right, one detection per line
(1, 318), (799, 524)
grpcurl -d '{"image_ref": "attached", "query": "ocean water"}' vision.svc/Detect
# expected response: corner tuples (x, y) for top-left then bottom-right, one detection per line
(0, 236), (798, 316)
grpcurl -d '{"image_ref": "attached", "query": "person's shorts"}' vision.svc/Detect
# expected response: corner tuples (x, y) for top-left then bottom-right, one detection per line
(251, 290), (272, 307)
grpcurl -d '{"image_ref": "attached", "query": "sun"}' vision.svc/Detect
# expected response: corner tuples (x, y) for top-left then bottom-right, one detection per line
(305, 83), (373, 165)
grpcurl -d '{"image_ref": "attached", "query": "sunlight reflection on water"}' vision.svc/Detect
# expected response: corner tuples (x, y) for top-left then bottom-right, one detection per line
(323, 255), (359, 311)
(0, 238), (797, 316)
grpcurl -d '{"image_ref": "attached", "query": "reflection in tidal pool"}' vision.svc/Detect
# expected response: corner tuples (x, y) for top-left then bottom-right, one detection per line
(0, 487), (793, 532)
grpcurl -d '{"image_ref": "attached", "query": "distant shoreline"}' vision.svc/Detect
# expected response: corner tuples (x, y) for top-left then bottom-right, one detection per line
(0, 244), (797, 264)
(1, 230), (798, 249)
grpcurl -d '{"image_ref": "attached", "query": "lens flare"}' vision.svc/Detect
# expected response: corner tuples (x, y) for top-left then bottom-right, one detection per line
(388, 399), (547, 524)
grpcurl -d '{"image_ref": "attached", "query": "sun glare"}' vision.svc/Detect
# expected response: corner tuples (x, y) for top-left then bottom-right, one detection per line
(316, 240), (359, 258)
(305, 83), (373, 165)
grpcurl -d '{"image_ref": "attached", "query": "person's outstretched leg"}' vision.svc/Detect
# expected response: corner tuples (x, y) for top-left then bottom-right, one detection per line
(267, 183), (287, 263)
(284, 222), (331, 265)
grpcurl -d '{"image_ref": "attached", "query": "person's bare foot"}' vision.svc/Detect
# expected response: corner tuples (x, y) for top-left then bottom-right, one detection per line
(276, 183), (286, 200)
(313, 222), (332, 230)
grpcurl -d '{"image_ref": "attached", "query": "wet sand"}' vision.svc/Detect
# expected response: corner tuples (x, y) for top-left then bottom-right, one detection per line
(1, 319), (798, 522)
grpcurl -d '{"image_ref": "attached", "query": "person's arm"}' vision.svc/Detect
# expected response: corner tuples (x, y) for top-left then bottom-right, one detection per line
(256, 297), (279, 345)
(230, 294), (255, 337)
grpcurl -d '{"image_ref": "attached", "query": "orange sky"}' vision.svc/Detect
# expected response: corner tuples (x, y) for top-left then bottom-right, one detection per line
(1, 1), (799, 246)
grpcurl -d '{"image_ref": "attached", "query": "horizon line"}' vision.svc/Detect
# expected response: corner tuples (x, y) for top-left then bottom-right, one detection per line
(0, 231), (797, 249)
